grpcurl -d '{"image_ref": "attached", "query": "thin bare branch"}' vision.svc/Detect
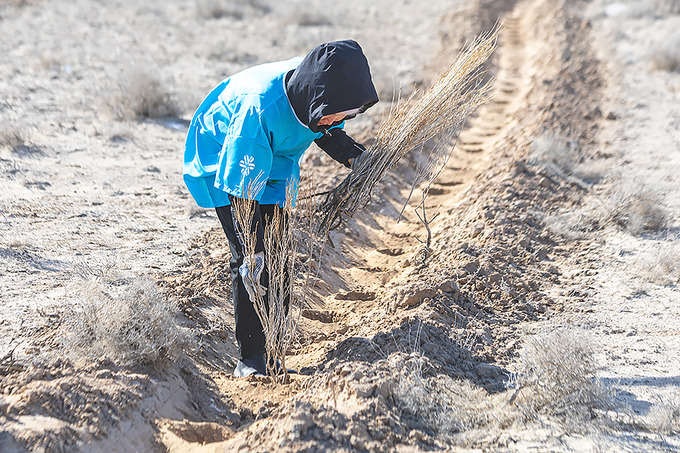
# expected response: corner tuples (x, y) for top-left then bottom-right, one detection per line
(317, 25), (500, 234)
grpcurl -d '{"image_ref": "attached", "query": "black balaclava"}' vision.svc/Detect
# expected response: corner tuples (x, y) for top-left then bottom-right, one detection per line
(286, 40), (379, 133)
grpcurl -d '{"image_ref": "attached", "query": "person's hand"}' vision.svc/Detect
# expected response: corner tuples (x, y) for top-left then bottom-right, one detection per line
(239, 251), (267, 301)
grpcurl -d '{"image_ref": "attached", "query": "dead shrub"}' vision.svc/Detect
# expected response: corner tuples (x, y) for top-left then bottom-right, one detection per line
(647, 393), (680, 434)
(296, 11), (331, 27)
(39, 52), (62, 71)
(104, 66), (179, 121)
(195, 0), (244, 19)
(63, 277), (189, 366)
(607, 183), (670, 234)
(529, 133), (575, 175)
(636, 237), (680, 284)
(392, 352), (491, 435)
(543, 205), (601, 240)
(508, 327), (612, 421)
(0, 122), (41, 156)
(529, 133), (606, 185)
(650, 38), (680, 72)
(546, 179), (670, 239)
(649, 0), (680, 16)
(388, 325), (497, 437)
(0, 122), (40, 156)
(195, 0), (269, 19)
(0, 125), (27, 151)
(71, 255), (119, 281)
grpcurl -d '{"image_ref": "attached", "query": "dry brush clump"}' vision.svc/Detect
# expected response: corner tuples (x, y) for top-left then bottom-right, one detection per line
(103, 65), (179, 121)
(358, 327), (621, 446)
(63, 276), (189, 367)
(647, 393), (680, 435)
(606, 182), (670, 234)
(0, 125), (27, 151)
(649, 0), (680, 16)
(529, 132), (606, 186)
(545, 177), (670, 239)
(635, 235), (680, 284)
(195, 0), (270, 19)
(382, 322), (503, 440)
(195, 0), (244, 19)
(0, 120), (39, 155)
(508, 327), (612, 423)
(391, 352), (493, 437)
(650, 33), (680, 73)
(317, 25), (499, 233)
(231, 180), (317, 382)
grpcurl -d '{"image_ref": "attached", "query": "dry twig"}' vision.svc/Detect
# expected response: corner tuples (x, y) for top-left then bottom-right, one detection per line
(317, 25), (500, 233)
(231, 179), (321, 382)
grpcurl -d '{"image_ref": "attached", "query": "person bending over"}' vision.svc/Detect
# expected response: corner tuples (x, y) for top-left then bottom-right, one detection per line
(182, 40), (378, 377)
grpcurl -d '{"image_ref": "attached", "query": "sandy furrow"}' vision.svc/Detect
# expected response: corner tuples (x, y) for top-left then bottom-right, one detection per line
(429, 4), (529, 211)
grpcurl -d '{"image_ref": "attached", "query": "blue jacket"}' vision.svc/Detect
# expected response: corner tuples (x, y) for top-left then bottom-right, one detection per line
(183, 40), (379, 208)
(183, 57), (319, 207)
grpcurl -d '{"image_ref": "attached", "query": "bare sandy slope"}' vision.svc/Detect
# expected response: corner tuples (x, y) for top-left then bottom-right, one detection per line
(1, 0), (679, 451)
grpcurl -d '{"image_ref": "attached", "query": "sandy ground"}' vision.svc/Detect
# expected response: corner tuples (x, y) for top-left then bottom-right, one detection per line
(577, 0), (680, 435)
(1, 0), (680, 451)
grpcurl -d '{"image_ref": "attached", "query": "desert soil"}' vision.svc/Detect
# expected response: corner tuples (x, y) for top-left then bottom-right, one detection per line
(1, 0), (679, 451)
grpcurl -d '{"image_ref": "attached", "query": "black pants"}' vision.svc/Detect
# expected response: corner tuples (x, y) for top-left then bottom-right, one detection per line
(215, 204), (288, 360)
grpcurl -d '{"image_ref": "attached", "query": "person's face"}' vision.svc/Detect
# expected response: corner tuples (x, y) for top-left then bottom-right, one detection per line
(317, 108), (361, 127)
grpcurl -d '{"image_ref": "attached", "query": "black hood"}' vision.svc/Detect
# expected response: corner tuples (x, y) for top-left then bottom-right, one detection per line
(286, 40), (378, 133)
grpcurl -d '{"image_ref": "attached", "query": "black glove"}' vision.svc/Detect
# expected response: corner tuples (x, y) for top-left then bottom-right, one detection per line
(314, 128), (365, 168)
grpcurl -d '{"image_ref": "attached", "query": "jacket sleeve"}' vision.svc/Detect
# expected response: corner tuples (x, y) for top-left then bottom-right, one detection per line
(314, 128), (365, 168)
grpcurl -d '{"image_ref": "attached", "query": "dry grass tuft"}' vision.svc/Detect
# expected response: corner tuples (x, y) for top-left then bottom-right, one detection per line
(650, 37), (680, 72)
(545, 178), (670, 239)
(296, 11), (331, 27)
(607, 183), (670, 234)
(388, 324), (498, 437)
(647, 393), (680, 434)
(649, 0), (680, 16)
(508, 327), (612, 421)
(195, 0), (269, 19)
(104, 66), (179, 121)
(0, 121), (39, 155)
(195, 0), (244, 19)
(636, 236), (680, 284)
(392, 352), (492, 436)
(0, 125), (27, 151)
(543, 210), (586, 240)
(63, 277), (189, 366)
(317, 25), (499, 233)
(529, 133), (606, 185)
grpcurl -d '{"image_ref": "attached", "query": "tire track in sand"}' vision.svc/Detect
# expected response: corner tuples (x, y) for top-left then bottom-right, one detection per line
(428, 4), (529, 210)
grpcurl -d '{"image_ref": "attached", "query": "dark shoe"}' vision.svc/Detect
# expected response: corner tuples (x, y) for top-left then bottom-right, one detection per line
(233, 354), (266, 377)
